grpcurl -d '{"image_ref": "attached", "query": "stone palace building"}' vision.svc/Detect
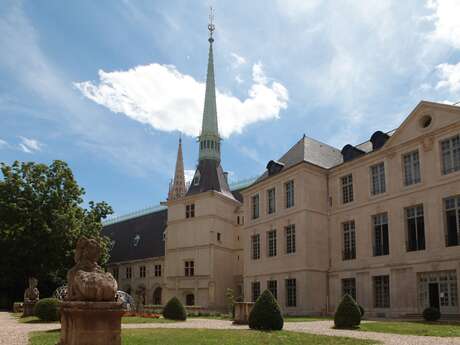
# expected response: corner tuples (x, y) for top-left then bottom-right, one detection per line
(102, 22), (460, 318)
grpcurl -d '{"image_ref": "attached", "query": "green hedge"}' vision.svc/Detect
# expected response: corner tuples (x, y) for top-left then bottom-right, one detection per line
(334, 294), (361, 329)
(423, 307), (441, 321)
(248, 289), (283, 330)
(162, 297), (186, 321)
(34, 298), (60, 321)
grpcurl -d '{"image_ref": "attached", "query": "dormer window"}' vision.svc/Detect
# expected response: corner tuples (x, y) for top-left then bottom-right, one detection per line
(266, 160), (284, 176)
(193, 170), (201, 186)
(132, 234), (140, 247)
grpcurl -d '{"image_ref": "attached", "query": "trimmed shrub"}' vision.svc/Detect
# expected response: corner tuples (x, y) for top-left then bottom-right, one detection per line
(334, 294), (361, 329)
(34, 298), (61, 321)
(423, 307), (441, 322)
(162, 297), (186, 321)
(248, 289), (283, 330)
(358, 304), (365, 317)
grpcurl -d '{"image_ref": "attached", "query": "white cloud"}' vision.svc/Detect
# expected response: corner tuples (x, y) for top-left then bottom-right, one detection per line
(74, 62), (288, 138)
(436, 62), (460, 93)
(230, 52), (246, 68)
(0, 139), (8, 149)
(276, 0), (321, 19)
(184, 169), (195, 183)
(235, 75), (244, 84)
(426, 0), (460, 48)
(18, 136), (42, 153)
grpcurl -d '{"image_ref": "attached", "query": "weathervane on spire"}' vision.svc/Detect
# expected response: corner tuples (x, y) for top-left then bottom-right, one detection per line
(208, 6), (215, 43)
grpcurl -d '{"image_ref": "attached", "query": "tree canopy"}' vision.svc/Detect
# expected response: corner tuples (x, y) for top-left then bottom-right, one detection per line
(0, 160), (113, 306)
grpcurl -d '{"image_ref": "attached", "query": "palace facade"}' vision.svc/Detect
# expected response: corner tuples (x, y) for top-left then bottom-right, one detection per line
(102, 23), (460, 317)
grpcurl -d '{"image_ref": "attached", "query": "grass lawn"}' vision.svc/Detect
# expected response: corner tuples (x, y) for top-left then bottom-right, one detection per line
(29, 328), (378, 345)
(359, 321), (460, 337)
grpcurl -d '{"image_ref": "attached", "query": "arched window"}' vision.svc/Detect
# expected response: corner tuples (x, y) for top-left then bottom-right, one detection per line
(186, 293), (195, 306)
(153, 287), (162, 305)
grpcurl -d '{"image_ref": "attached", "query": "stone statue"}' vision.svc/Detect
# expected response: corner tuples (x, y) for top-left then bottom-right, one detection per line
(22, 277), (40, 317)
(66, 237), (117, 301)
(24, 277), (40, 302)
(58, 238), (123, 344)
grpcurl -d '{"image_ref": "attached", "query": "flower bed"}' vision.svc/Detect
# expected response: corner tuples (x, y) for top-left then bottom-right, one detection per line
(124, 311), (160, 318)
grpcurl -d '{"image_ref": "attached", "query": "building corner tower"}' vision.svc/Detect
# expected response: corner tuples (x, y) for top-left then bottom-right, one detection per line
(163, 9), (243, 310)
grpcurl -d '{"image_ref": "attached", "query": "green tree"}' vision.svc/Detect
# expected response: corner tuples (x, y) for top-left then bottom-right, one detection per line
(0, 160), (113, 307)
(334, 294), (361, 329)
(248, 289), (283, 330)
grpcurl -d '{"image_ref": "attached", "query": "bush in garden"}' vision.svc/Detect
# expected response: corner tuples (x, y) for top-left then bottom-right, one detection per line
(423, 307), (441, 322)
(248, 289), (283, 330)
(334, 294), (361, 329)
(162, 297), (186, 321)
(34, 298), (61, 321)
(358, 304), (365, 317)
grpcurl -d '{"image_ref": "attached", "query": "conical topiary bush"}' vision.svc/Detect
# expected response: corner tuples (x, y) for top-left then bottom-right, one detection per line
(248, 289), (283, 330)
(334, 294), (361, 329)
(162, 297), (187, 320)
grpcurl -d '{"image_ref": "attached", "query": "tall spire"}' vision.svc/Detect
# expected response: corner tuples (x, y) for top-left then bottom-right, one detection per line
(168, 137), (186, 200)
(199, 6), (221, 162)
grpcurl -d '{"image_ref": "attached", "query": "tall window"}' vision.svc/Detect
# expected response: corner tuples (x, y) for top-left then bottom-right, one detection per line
(370, 162), (386, 195)
(285, 224), (296, 254)
(154, 264), (162, 277)
(139, 266), (146, 278)
(445, 196), (460, 246)
(251, 194), (260, 219)
(405, 205), (425, 251)
(267, 280), (277, 299)
(267, 230), (277, 257)
(285, 180), (295, 208)
(372, 213), (389, 256)
(184, 261), (194, 276)
(112, 267), (119, 280)
(403, 150), (421, 186)
(342, 278), (356, 301)
(251, 281), (260, 302)
(342, 221), (356, 260)
(186, 204), (195, 218)
(373, 275), (390, 308)
(441, 135), (460, 175)
(341, 174), (354, 204)
(251, 234), (260, 260)
(126, 266), (132, 279)
(267, 188), (276, 214)
(286, 279), (297, 307)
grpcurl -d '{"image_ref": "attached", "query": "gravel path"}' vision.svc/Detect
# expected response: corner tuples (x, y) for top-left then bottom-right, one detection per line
(0, 312), (59, 345)
(1, 311), (459, 345)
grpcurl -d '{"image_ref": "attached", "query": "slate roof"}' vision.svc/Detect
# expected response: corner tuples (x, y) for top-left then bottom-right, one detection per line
(102, 208), (167, 263)
(186, 159), (236, 200)
(255, 135), (343, 183)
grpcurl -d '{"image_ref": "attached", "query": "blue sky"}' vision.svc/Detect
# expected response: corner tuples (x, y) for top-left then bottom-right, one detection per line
(1, 0), (460, 216)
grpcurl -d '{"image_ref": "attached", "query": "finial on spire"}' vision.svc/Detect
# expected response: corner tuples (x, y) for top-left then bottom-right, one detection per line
(208, 6), (215, 43)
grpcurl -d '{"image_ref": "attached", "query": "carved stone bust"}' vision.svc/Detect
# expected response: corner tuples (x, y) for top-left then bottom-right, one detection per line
(67, 237), (117, 301)
(24, 277), (39, 302)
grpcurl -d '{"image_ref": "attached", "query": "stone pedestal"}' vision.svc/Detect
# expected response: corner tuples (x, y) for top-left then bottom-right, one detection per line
(233, 302), (254, 325)
(22, 301), (36, 317)
(58, 301), (123, 345)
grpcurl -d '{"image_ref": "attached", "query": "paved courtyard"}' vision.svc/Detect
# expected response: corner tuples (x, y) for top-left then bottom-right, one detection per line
(1, 311), (459, 345)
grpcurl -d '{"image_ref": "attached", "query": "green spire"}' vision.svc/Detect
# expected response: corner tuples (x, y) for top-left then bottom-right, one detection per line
(199, 8), (221, 162)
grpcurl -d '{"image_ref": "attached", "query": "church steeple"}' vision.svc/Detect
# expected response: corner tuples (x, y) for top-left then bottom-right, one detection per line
(168, 137), (186, 200)
(198, 7), (221, 162)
